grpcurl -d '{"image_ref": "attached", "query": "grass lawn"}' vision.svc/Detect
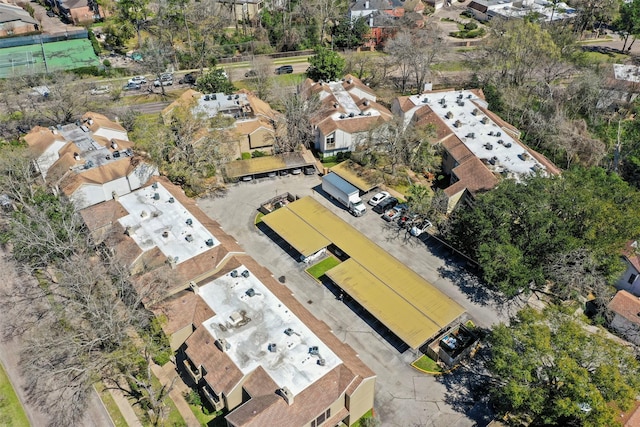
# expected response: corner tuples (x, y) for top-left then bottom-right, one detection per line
(351, 409), (374, 427)
(95, 383), (129, 427)
(0, 362), (29, 427)
(306, 256), (340, 280)
(431, 61), (472, 72)
(320, 161), (339, 169)
(412, 355), (443, 373)
(255, 212), (265, 225)
(188, 403), (220, 426)
(581, 51), (628, 64)
(125, 372), (185, 427)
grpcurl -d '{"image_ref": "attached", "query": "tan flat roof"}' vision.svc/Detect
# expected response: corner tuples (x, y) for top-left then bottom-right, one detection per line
(264, 196), (466, 349)
(261, 207), (330, 257)
(330, 161), (380, 192)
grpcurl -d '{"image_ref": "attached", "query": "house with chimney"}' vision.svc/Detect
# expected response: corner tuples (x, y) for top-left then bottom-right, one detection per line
(23, 112), (157, 210)
(301, 74), (392, 156)
(392, 89), (559, 212)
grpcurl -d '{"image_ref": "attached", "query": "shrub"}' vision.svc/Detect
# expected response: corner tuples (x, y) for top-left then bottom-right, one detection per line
(88, 30), (102, 55)
(102, 59), (111, 68)
(184, 390), (202, 407)
(241, 152), (251, 160)
(464, 22), (478, 31)
(251, 150), (267, 158)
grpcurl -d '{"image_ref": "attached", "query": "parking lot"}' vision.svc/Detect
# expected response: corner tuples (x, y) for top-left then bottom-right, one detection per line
(197, 175), (520, 426)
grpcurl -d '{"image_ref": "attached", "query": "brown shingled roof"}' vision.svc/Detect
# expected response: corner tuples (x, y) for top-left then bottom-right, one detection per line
(24, 126), (67, 156)
(79, 199), (129, 233)
(624, 241), (640, 272)
(59, 156), (142, 195)
(242, 366), (278, 398)
(82, 112), (127, 134)
(608, 291), (640, 327)
(151, 290), (215, 336)
(451, 156), (499, 195)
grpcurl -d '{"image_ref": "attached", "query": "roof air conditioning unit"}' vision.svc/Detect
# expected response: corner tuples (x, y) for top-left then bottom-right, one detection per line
(339, 114), (346, 119)
(309, 346), (319, 356)
(471, 108), (479, 116)
(152, 182), (158, 189)
(457, 93), (463, 99)
(268, 343), (277, 352)
(186, 218), (193, 226)
(153, 192), (160, 200)
(504, 142), (512, 148)
(162, 231), (169, 238)
(496, 131), (502, 137)
(284, 328), (294, 336)
(439, 98), (446, 105)
(278, 387), (294, 406)
(241, 270), (250, 278)
(497, 139), (504, 144)
(205, 238), (215, 247)
(185, 234), (194, 242)
(246, 288), (255, 297)
(204, 95), (210, 101)
(480, 117), (489, 124)
(317, 358), (326, 366)
(230, 270), (238, 278)
(445, 112), (453, 119)
(348, 112), (355, 118)
(168, 197), (175, 203)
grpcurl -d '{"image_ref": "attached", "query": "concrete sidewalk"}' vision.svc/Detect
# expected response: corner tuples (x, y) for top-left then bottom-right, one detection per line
(151, 362), (201, 427)
(106, 387), (144, 427)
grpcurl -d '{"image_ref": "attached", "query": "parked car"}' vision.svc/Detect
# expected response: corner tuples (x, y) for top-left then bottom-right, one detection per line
(46, 10), (55, 17)
(410, 220), (433, 237)
(179, 73), (198, 85)
(153, 78), (173, 87)
(123, 82), (141, 90)
(275, 65), (294, 75)
(128, 75), (147, 85)
(368, 191), (390, 206)
(398, 213), (419, 229)
(245, 69), (257, 77)
(90, 85), (111, 95)
(372, 196), (398, 214)
(383, 204), (407, 222)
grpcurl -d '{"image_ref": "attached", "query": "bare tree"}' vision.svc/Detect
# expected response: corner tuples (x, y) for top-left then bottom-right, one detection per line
(247, 56), (274, 101)
(275, 90), (325, 152)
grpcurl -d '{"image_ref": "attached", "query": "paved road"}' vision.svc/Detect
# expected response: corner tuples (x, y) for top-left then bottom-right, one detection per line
(197, 176), (520, 426)
(0, 251), (114, 427)
(129, 101), (170, 114)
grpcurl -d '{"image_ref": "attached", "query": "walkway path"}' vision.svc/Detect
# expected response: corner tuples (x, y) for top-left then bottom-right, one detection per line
(151, 362), (201, 427)
(106, 386), (144, 427)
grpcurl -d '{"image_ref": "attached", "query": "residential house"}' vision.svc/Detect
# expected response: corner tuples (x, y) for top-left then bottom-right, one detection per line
(616, 241), (640, 296)
(392, 89), (559, 212)
(0, 3), (38, 37)
(608, 290), (640, 346)
(49, 0), (103, 23)
(156, 254), (376, 427)
(216, 0), (264, 22)
(162, 89), (280, 157)
(350, 0), (425, 19)
(467, 0), (575, 22)
(24, 112), (156, 210)
(301, 74), (392, 155)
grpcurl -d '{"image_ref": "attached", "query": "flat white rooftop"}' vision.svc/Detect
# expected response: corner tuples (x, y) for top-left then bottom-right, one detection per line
(192, 92), (250, 119)
(199, 265), (342, 396)
(410, 90), (545, 178)
(614, 64), (640, 83)
(117, 182), (220, 264)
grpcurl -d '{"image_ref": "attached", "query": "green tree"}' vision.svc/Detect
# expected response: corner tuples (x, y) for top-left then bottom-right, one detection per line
(332, 17), (369, 49)
(487, 307), (640, 426)
(306, 46), (345, 82)
(196, 69), (235, 94)
(445, 167), (640, 297)
(614, 0), (640, 52)
(116, 0), (150, 48)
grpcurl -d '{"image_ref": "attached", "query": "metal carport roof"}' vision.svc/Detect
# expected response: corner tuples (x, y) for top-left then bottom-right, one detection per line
(263, 196), (466, 349)
(261, 207), (330, 257)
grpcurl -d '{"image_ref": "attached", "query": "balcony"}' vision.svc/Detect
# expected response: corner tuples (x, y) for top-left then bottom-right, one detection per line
(183, 358), (202, 383)
(202, 383), (225, 411)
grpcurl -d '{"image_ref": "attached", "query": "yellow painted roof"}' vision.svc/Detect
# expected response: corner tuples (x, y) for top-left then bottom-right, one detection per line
(261, 207), (330, 257)
(330, 161), (380, 192)
(225, 156), (287, 178)
(326, 260), (440, 348)
(264, 196), (466, 349)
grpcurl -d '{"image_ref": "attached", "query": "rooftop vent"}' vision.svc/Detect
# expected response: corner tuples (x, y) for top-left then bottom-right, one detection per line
(457, 93), (463, 100)
(235, 94), (239, 99)
(456, 100), (465, 106)
(205, 238), (214, 247)
(442, 104), (448, 108)
(246, 288), (255, 297)
(284, 328), (294, 336)
(204, 94), (210, 101)
(227, 95), (232, 100)
(471, 108), (479, 116)
(366, 112), (371, 116)
(230, 270), (238, 278)
(113, 151), (121, 158)
(309, 346), (320, 356)
(484, 143), (493, 150)
(74, 152), (80, 161)
(317, 358), (326, 366)
(348, 112), (355, 118)
(111, 141), (118, 149)
(185, 234), (194, 242)
(504, 142), (512, 148)
(467, 94), (472, 99)
(153, 192), (160, 200)
(186, 218), (193, 226)
(168, 197), (175, 203)
(268, 343), (277, 352)
(497, 139), (504, 145)
(445, 111), (453, 119)
(339, 114), (346, 119)
(84, 160), (94, 169)
(496, 131), (502, 137)
(466, 132), (475, 139)
(480, 117), (489, 124)
(453, 120), (462, 128)
(363, 99), (369, 106)
(439, 98), (446, 105)
(422, 97), (429, 103)
(162, 231), (169, 238)
(488, 131), (494, 136)
(241, 270), (250, 278)
(278, 387), (294, 406)
(211, 94), (216, 100)
(215, 338), (230, 352)
(333, 102), (339, 108)
(518, 152), (531, 161)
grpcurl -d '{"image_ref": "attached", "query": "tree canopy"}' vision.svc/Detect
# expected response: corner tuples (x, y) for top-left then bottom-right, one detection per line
(487, 307), (640, 426)
(444, 167), (640, 297)
(196, 69), (235, 95)
(306, 46), (345, 82)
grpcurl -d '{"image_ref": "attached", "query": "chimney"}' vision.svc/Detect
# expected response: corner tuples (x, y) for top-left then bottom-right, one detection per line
(278, 387), (294, 406)
(365, 0), (369, 8)
(112, 190), (119, 201)
(215, 338), (230, 352)
(369, 16), (373, 27)
(167, 256), (178, 269)
(189, 281), (200, 295)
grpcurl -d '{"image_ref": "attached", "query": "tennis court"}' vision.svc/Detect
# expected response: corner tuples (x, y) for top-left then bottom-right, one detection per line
(0, 38), (99, 78)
